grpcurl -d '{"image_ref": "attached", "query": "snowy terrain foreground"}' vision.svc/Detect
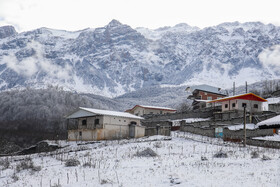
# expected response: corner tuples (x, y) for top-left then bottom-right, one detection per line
(0, 132), (279, 187)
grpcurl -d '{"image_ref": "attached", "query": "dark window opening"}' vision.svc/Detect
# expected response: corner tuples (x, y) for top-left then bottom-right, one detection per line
(232, 103), (236, 108)
(242, 103), (247, 108)
(82, 119), (87, 126)
(225, 104), (228, 108)
(79, 131), (82, 136)
(254, 104), (258, 109)
(95, 119), (100, 125)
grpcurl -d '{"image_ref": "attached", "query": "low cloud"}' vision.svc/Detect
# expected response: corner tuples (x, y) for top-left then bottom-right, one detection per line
(259, 45), (280, 67)
(0, 40), (72, 80)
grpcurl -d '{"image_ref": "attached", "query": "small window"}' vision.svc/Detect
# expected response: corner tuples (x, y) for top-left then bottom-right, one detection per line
(150, 112), (153, 114)
(79, 131), (82, 136)
(242, 103), (247, 108)
(160, 111), (163, 114)
(82, 119), (87, 126)
(119, 119), (121, 122)
(94, 119), (99, 125)
(232, 103), (236, 108)
(225, 104), (228, 108)
(207, 96), (212, 100)
(254, 104), (258, 109)
(124, 120), (126, 122)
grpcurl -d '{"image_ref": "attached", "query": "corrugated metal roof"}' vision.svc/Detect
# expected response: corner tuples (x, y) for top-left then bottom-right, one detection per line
(126, 105), (177, 112)
(256, 115), (280, 127)
(186, 84), (226, 95)
(66, 107), (143, 120)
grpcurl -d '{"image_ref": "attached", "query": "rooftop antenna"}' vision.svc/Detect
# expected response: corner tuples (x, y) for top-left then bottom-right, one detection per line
(245, 81), (248, 93)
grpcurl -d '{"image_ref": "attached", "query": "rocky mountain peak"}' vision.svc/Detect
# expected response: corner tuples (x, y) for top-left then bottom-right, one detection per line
(0, 25), (17, 39)
(107, 19), (123, 28)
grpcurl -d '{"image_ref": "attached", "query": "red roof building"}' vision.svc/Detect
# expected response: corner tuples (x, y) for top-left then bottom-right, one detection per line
(208, 93), (267, 113)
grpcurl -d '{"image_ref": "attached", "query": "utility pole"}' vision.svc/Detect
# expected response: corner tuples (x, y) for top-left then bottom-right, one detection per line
(245, 81), (248, 93)
(233, 82), (235, 96)
(243, 106), (246, 147)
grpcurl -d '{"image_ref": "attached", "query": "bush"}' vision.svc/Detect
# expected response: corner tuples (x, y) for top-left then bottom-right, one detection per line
(0, 158), (10, 169)
(83, 162), (92, 168)
(65, 158), (80, 167)
(213, 151), (228, 158)
(262, 155), (271, 161)
(135, 148), (157, 157)
(251, 151), (259, 159)
(201, 156), (208, 161)
(16, 158), (41, 172)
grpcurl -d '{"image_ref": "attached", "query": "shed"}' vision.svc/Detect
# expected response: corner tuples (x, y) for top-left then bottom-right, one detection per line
(256, 115), (280, 133)
(66, 107), (145, 141)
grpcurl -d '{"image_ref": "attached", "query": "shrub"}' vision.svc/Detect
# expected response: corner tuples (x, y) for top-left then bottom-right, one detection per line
(83, 162), (92, 168)
(201, 156), (208, 161)
(213, 151), (228, 158)
(0, 158), (10, 169)
(251, 151), (259, 159)
(262, 155), (271, 161)
(16, 159), (41, 172)
(65, 158), (80, 167)
(135, 148), (157, 157)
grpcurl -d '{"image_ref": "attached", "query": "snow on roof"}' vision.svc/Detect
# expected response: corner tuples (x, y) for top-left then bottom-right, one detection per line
(256, 115), (280, 127)
(185, 84), (226, 95)
(67, 107), (143, 120)
(126, 105), (176, 112)
(267, 97), (280, 104)
(227, 124), (257, 131)
(208, 93), (267, 103)
(253, 134), (280, 142)
(138, 105), (176, 111)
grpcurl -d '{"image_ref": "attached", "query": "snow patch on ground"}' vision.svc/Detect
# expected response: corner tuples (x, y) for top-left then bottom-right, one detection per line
(0, 132), (279, 187)
(253, 134), (280, 142)
(227, 123), (257, 131)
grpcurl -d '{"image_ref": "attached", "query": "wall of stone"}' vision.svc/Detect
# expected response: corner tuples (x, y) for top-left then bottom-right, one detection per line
(246, 139), (280, 149)
(180, 125), (215, 137)
(223, 128), (274, 140)
(143, 110), (213, 122)
(145, 126), (171, 136)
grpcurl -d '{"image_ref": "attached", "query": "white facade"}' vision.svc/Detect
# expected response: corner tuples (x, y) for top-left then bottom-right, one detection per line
(221, 99), (263, 112)
(127, 105), (176, 116)
(67, 107), (145, 141)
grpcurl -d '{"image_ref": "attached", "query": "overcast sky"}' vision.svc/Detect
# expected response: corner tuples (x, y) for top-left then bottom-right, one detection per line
(0, 0), (279, 32)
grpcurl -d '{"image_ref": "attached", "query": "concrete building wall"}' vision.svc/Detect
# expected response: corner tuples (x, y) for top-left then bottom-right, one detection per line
(135, 126), (146, 138)
(68, 124), (132, 141)
(130, 106), (175, 116)
(221, 99), (263, 112)
(198, 91), (224, 100)
(68, 115), (142, 141)
(103, 116), (140, 126)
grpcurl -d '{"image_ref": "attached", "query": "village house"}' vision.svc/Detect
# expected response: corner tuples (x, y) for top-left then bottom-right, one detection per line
(66, 107), (145, 141)
(125, 105), (177, 116)
(255, 114), (280, 136)
(186, 84), (227, 110)
(208, 93), (267, 113)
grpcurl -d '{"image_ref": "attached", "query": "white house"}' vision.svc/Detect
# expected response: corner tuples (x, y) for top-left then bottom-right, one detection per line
(208, 93), (267, 113)
(66, 107), (145, 141)
(126, 105), (176, 116)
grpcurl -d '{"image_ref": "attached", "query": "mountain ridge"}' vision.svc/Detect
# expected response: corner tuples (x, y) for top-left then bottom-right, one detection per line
(0, 20), (280, 97)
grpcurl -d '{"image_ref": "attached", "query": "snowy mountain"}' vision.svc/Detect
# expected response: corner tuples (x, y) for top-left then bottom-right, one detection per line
(0, 20), (280, 97)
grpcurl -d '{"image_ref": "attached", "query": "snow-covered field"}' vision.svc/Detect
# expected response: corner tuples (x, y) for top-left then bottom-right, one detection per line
(0, 132), (279, 187)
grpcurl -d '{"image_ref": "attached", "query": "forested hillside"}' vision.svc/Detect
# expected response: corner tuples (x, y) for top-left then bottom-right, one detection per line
(0, 86), (122, 146)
